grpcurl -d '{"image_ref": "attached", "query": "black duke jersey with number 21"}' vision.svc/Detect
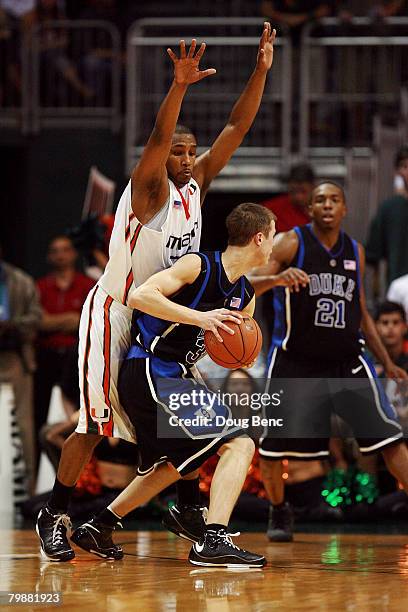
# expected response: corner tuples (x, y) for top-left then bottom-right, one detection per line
(271, 224), (362, 361)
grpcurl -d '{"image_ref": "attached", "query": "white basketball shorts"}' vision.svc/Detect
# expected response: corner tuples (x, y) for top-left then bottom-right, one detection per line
(76, 285), (136, 442)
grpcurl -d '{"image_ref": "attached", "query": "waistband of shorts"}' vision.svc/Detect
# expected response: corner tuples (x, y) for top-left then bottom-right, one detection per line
(95, 285), (133, 319)
(279, 349), (362, 366)
(126, 344), (193, 374)
(127, 344), (149, 359)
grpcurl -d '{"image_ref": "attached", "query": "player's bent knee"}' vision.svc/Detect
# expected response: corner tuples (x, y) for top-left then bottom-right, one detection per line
(182, 469), (200, 480)
(382, 441), (407, 462)
(66, 431), (102, 451)
(218, 436), (255, 460)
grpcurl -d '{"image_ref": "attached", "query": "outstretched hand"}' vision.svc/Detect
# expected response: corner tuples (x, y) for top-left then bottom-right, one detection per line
(256, 22), (276, 73)
(167, 39), (216, 86)
(275, 268), (310, 292)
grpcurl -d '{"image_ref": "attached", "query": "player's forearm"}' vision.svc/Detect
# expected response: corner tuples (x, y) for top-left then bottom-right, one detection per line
(227, 68), (268, 136)
(40, 313), (64, 332)
(249, 275), (281, 297)
(149, 81), (188, 145)
(129, 287), (201, 327)
(40, 312), (78, 333)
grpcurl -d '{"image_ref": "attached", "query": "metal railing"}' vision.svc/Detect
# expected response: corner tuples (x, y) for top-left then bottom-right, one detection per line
(126, 18), (292, 190)
(300, 17), (408, 158)
(31, 20), (121, 132)
(0, 23), (30, 132)
(0, 20), (121, 133)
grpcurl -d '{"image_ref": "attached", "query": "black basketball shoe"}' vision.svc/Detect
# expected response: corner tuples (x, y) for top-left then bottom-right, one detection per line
(70, 517), (124, 560)
(266, 502), (294, 542)
(36, 506), (75, 562)
(189, 527), (266, 568)
(162, 504), (207, 543)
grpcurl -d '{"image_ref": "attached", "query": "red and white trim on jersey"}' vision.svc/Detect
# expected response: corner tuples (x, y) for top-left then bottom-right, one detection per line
(122, 221), (142, 305)
(125, 212), (135, 241)
(175, 185), (190, 220)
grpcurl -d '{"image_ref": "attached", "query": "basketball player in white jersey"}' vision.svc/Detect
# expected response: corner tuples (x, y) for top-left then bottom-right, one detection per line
(37, 25), (276, 561)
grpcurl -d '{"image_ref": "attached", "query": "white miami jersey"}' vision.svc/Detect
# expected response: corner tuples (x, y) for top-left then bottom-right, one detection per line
(98, 177), (202, 305)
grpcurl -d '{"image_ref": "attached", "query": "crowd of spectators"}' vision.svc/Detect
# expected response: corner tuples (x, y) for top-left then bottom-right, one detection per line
(1, 0), (406, 107)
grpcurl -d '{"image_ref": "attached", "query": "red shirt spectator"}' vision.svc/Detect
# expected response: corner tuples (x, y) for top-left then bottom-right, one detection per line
(261, 193), (310, 233)
(260, 162), (315, 233)
(37, 271), (94, 349)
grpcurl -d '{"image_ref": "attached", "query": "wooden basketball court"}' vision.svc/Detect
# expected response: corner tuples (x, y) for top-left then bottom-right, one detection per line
(1, 530), (408, 610)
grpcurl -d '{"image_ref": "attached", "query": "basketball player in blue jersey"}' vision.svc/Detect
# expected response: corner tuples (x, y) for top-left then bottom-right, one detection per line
(252, 182), (408, 542)
(37, 26), (276, 561)
(70, 203), (275, 567)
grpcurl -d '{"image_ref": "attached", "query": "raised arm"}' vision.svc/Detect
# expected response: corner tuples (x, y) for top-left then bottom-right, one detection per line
(250, 230), (309, 297)
(193, 23), (276, 200)
(131, 40), (216, 223)
(358, 244), (407, 380)
(128, 254), (242, 341)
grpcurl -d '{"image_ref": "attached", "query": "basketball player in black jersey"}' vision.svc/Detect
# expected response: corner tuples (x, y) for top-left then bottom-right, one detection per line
(70, 203), (275, 567)
(252, 182), (408, 542)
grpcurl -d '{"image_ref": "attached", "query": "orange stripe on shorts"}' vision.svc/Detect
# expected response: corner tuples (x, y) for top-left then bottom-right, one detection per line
(102, 295), (114, 436)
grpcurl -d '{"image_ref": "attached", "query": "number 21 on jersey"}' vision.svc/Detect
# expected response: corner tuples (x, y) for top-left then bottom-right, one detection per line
(315, 298), (346, 329)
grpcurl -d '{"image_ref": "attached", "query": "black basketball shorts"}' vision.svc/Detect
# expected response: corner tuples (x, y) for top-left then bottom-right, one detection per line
(118, 351), (246, 476)
(259, 348), (403, 460)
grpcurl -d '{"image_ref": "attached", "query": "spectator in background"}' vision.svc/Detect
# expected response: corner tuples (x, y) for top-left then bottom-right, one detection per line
(374, 301), (408, 373)
(0, 243), (42, 495)
(387, 273), (408, 321)
(30, 0), (93, 101)
(336, 1), (406, 20)
(34, 236), (94, 452)
(366, 145), (408, 288)
(374, 301), (408, 431)
(0, 0), (35, 103)
(260, 163), (314, 234)
(261, 1), (333, 41)
(80, 0), (128, 104)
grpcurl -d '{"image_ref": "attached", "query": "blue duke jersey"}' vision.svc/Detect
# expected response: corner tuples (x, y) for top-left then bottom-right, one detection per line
(272, 224), (362, 361)
(130, 251), (254, 366)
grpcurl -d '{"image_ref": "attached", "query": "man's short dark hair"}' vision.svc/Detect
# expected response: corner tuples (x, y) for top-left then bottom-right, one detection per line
(174, 124), (195, 137)
(312, 180), (346, 201)
(395, 145), (408, 168)
(375, 301), (406, 322)
(226, 203), (276, 247)
(287, 163), (315, 184)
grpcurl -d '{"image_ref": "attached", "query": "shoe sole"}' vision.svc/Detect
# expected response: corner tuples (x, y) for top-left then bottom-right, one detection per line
(189, 559), (266, 569)
(71, 531), (123, 560)
(162, 521), (198, 543)
(36, 524), (75, 562)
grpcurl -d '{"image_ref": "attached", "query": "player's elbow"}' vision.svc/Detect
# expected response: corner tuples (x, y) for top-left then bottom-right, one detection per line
(128, 286), (148, 310)
(228, 120), (249, 141)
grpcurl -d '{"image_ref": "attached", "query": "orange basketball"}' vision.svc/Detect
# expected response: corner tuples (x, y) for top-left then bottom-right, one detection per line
(204, 315), (263, 369)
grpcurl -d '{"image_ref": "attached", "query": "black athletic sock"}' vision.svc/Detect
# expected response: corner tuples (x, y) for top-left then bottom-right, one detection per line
(272, 501), (287, 510)
(205, 523), (227, 533)
(96, 507), (122, 528)
(176, 477), (200, 506)
(47, 478), (76, 514)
